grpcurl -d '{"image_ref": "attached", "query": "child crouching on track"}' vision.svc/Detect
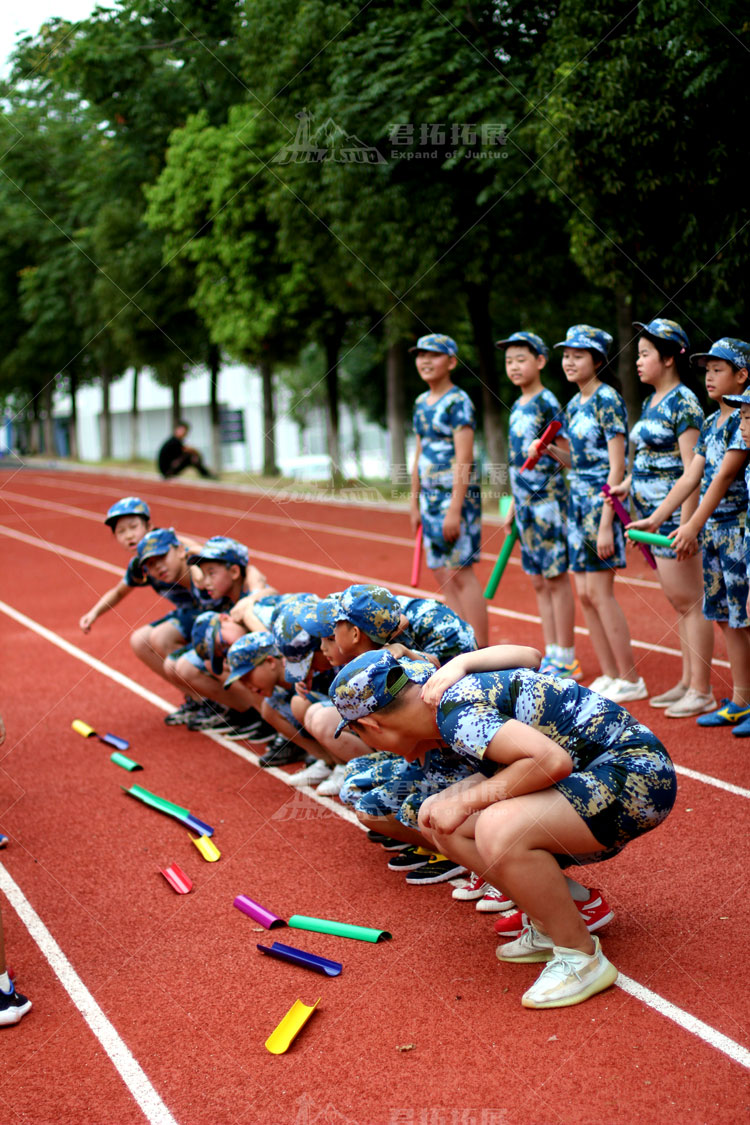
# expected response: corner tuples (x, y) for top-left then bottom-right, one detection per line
(329, 647), (676, 1009)
(497, 331), (578, 678)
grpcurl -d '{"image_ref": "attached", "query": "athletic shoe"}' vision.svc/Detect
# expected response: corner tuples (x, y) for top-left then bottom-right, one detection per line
(476, 887), (515, 913)
(452, 871), (488, 901)
(285, 759), (332, 787)
(186, 702), (229, 730)
(697, 699), (750, 727)
(404, 855), (467, 884)
(493, 889), (614, 938)
(223, 713), (276, 741)
(550, 658), (583, 681)
(0, 985), (32, 1026)
(316, 763), (349, 796)
(496, 921), (555, 963)
(733, 714), (750, 738)
(664, 689), (716, 719)
(387, 846), (433, 871)
(164, 696), (203, 725)
(588, 675), (614, 694)
(0, 834), (7, 849)
(521, 937), (618, 1008)
(538, 656), (557, 675)
(601, 677), (648, 703)
(258, 735), (307, 768)
(649, 683), (687, 708)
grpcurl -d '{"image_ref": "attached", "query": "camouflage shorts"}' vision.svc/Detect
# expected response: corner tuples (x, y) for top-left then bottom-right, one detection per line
(341, 748), (479, 828)
(702, 520), (750, 627)
(514, 493), (569, 578)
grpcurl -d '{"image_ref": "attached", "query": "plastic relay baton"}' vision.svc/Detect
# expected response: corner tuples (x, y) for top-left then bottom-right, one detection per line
(520, 420), (562, 471)
(484, 495), (518, 600)
(627, 529), (675, 549)
(601, 484), (657, 570)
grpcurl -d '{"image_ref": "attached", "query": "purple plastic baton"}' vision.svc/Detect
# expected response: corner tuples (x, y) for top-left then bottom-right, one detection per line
(601, 484), (656, 570)
(233, 894), (286, 929)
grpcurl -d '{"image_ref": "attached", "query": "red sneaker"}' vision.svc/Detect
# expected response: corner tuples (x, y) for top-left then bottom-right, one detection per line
(476, 886), (515, 913)
(493, 890), (614, 936)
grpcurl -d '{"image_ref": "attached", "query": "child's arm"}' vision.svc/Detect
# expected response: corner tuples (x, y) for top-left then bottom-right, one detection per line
(420, 645), (542, 707)
(528, 435), (571, 468)
(79, 580), (131, 633)
(410, 436), (422, 534)
(596, 434), (625, 559)
(628, 453), (705, 533)
(444, 426), (474, 542)
(670, 448), (749, 557)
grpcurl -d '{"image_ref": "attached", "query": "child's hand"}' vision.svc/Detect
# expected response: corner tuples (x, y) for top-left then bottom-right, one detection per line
(246, 564), (268, 591)
(596, 527), (614, 559)
(442, 510), (461, 542)
(670, 524), (699, 560)
(229, 596), (254, 623)
(607, 479), (630, 498)
(79, 612), (95, 634)
(420, 796), (469, 835)
(526, 438), (543, 462)
(626, 514), (659, 533)
(420, 656), (468, 707)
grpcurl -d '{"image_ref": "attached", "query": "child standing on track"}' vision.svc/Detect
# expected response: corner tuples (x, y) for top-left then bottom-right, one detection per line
(610, 319), (714, 717)
(535, 325), (646, 702)
(721, 387), (750, 737)
(629, 338), (750, 730)
(496, 331), (578, 678)
(0, 712), (32, 1027)
(410, 333), (488, 647)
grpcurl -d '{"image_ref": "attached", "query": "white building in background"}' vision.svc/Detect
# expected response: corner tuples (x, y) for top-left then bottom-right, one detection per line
(48, 361), (394, 480)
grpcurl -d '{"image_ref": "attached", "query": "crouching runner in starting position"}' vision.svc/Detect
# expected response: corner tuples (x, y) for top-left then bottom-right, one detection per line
(329, 646), (676, 1009)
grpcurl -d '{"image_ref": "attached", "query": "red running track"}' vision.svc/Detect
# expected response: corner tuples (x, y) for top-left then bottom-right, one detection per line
(0, 466), (749, 1125)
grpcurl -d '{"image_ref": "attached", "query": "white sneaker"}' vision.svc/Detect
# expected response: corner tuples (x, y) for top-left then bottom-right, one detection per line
(285, 760), (332, 787)
(588, 675), (615, 694)
(602, 677), (648, 703)
(476, 886), (515, 913)
(496, 921), (555, 963)
(452, 871), (488, 901)
(316, 763), (348, 796)
(664, 689), (717, 718)
(521, 936), (618, 1008)
(649, 683), (687, 708)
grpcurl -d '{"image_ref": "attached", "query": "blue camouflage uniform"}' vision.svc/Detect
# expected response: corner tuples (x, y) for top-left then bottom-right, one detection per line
(133, 528), (230, 642)
(508, 388), (568, 577)
(630, 386), (705, 557)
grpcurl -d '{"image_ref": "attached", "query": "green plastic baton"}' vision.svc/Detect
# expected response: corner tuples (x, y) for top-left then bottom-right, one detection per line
(110, 752), (142, 771)
(627, 529), (674, 548)
(288, 915), (392, 943)
(484, 494), (518, 600)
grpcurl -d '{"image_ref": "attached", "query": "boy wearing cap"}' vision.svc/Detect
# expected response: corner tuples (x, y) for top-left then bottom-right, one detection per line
(329, 646), (675, 1009)
(630, 339), (750, 729)
(410, 333), (488, 647)
(723, 386), (750, 735)
(496, 331), (577, 679)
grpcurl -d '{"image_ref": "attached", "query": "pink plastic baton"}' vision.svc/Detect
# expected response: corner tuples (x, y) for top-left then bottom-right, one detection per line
(410, 526), (423, 587)
(234, 894), (286, 929)
(601, 484), (656, 570)
(521, 420), (562, 471)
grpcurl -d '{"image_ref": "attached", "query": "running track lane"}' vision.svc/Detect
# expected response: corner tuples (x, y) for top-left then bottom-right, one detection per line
(0, 470), (746, 1120)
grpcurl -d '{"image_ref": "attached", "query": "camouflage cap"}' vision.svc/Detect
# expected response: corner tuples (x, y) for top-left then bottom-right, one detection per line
(329, 649), (434, 738)
(335, 584), (402, 644)
(691, 338), (750, 371)
(271, 594), (321, 682)
(296, 595), (342, 640)
(136, 527), (179, 562)
(104, 497), (151, 528)
(722, 390), (750, 409)
(408, 333), (458, 356)
(187, 536), (249, 569)
(495, 331), (549, 358)
(224, 632), (281, 688)
(190, 611), (224, 675)
(632, 318), (690, 351)
(554, 324), (613, 359)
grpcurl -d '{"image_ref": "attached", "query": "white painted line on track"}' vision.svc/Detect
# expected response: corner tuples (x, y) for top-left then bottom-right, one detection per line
(0, 862), (179, 1125)
(616, 973), (750, 1069)
(1, 598), (750, 1074)
(0, 519), (729, 669)
(672, 764), (750, 799)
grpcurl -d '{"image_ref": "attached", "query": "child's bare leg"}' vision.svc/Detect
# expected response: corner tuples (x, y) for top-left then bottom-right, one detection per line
(548, 572), (576, 650)
(531, 575), (556, 649)
(656, 555), (713, 693)
(170, 657), (257, 711)
(573, 574), (617, 678)
(356, 810), (427, 849)
(434, 565), (488, 647)
(130, 622), (185, 684)
(305, 705), (370, 764)
(583, 571), (638, 681)
(261, 700), (328, 758)
(718, 623), (750, 705)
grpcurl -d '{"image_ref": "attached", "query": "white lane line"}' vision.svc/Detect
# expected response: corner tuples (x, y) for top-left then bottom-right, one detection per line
(0, 520), (720, 669)
(616, 973), (750, 1069)
(672, 764), (750, 799)
(2, 601), (750, 1074)
(0, 480), (664, 591)
(0, 862), (178, 1125)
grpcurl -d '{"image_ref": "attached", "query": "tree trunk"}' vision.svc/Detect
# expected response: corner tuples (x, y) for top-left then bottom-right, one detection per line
(171, 376), (182, 428)
(386, 339), (407, 489)
(29, 394), (41, 455)
(68, 372), (79, 460)
(466, 280), (507, 479)
(259, 358), (279, 476)
(324, 332), (343, 487)
(99, 368), (112, 459)
(42, 382), (55, 456)
(615, 286), (639, 429)
(130, 367), (140, 461)
(209, 345), (222, 476)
